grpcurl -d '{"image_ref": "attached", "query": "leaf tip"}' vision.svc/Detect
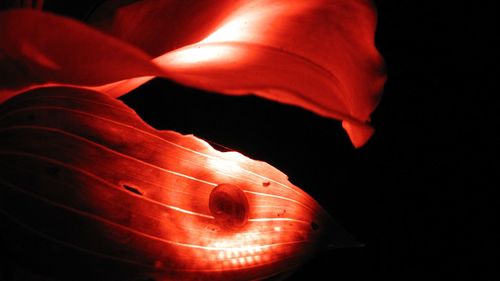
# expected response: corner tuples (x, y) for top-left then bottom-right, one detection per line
(342, 120), (374, 148)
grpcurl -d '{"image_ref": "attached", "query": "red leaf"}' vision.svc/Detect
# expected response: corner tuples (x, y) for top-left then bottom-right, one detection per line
(94, 0), (386, 147)
(1, 1), (386, 147)
(0, 87), (333, 280)
(0, 9), (163, 102)
(89, 0), (242, 57)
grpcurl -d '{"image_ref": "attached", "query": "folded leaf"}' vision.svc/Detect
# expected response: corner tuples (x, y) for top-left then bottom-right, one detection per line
(89, 0), (242, 57)
(0, 1), (386, 147)
(93, 0), (386, 147)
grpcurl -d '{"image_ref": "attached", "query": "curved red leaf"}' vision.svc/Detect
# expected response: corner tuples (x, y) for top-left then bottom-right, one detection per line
(89, 0), (242, 57)
(0, 86), (333, 280)
(94, 0), (386, 147)
(1, 1), (386, 147)
(0, 9), (163, 103)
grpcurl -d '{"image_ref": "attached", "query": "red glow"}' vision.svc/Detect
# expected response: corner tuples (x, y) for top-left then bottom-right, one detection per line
(0, 0), (385, 147)
(0, 1), (387, 277)
(0, 87), (333, 280)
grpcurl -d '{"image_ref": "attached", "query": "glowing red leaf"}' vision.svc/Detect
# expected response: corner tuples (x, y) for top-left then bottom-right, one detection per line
(0, 87), (333, 280)
(0, 9), (163, 102)
(0, 0), (386, 147)
(89, 0), (242, 57)
(94, 0), (386, 147)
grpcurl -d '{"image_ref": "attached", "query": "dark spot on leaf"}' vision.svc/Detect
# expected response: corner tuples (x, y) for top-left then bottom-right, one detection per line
(277, 209), (286, 217)
(311, 221), (319, 231)
(262, 181), (271, 187)
(123, 184), (143, 196)
(209, 183), (249, 230)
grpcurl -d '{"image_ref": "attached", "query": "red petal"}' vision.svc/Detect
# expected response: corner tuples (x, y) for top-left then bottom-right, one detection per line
(97, 0), (386, 147)
(0, 9), (162, 103)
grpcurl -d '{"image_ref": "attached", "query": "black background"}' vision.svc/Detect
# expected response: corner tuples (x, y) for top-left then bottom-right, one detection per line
(2, 1), (496, 280)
